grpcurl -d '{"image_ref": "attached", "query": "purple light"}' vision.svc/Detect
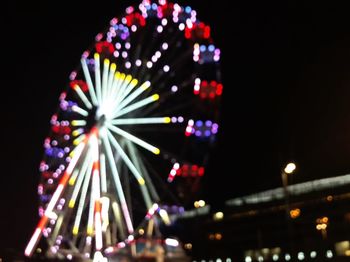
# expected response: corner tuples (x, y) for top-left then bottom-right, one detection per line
(195, 120), (203, 127)
(195, 130), (202, 136)
(177, 116), (184, 123)
(212, 123), (219, 129)
(205, 120), (212, 127)
(205, 130), (211, 137)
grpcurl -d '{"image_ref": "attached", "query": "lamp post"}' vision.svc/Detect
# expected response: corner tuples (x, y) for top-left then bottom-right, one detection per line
(282, 162), (296, 255)
(282, 162), (296, 214)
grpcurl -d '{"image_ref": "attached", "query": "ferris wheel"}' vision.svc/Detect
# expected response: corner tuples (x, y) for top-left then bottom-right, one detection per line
(25, 0), (223, 260)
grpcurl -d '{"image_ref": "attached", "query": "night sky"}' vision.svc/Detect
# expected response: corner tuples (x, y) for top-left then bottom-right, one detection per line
(2, 0), (350, 255)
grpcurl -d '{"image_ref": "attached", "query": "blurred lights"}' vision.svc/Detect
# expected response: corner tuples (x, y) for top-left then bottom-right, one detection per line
(165, 238), (179, 247)
(194, 200), (206, 208)
(326, 250), (333, 258)
(245, 256), (252, 262)
(297, 252), (305, 260)
(284, 163), (296, 174)
(213, 211), (224, 221)
(290, 208), (301, 219)
(184, 243), (192, 250)
(310, 251), (317, 258)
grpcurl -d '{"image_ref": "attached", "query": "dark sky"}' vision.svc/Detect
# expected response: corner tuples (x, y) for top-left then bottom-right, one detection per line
(2, 0), (350, 255)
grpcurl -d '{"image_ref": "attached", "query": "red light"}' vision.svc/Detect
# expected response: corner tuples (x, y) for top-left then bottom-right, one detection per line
(52, 125), (71, 135)
(160, 3), (174, 17)
(70, 80), (88, 92)
(95, 41), (115, 54)
(125, 13), (146, 27)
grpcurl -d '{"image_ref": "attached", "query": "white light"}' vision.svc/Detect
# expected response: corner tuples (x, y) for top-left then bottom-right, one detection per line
(165, 238), (179, 247)
(122, 51), (128, 58)
(179, 23), (185, 31)
(310, 251), (317, 258)
(171, 85), (178, 92)
(81, 58), (98, 105)
(163, 65), (170, 72)
(162, 42), (168, 50)
(115, 42), (122, 49)
(326, 250), (333, 258)
(272, 254), (279, 261)
(245, 256), (252, 262)
(155, 51), (162, 58)
(147, 61), (153, 68)
(135, 59), (142, 66)
(213, 211), (224, 221)
(216, 259), (222, 262)
(258, 256), (264, 262)
(285, 254), (291, 261)
(125, 61), (131, 68)
(67, 254), (73, 260)
(151, 55), (157, 62)
(298, 252), (305, 260)
(131, 25), (137, 32)
(161, 18), (168, 26)
(125, 42), (131, 49)
(284, 162), (296, 174)
(157, 25), (163, 33)
(226, 259), (232, 262)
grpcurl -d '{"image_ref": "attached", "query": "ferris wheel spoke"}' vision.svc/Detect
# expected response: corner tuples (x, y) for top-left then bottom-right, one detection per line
(72, 84), (93, 109)
(101, 130), (134, 234)
(72, 105), (89, 117)
(106, 130), (146, 186)
(72, 150), (94, 236)
(112, 201), (127, 240)
(99, 153), (107, 194)
(125, 140), (160, 202)
(89, 132), (103, 251)
(112, 93), (160, 119)
(106, 123), (160, 155)
(25, 141), (87, 257)
(81, 58), (98, 106)
(71, 120), (87, 127)
(113, 74), (133, 104)
(109, 117), (171, 125)
(112, 81), (151, 115)
(94, 53), (102, 104)
(104, 62), (117, 105)
(68, 149), (93, 209)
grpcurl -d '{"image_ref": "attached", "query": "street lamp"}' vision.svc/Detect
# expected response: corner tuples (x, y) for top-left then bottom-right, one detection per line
(281, 162), (296, 208)
(282, 162), (296, 254)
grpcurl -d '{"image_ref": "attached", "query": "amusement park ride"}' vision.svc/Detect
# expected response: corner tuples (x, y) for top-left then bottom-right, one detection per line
(24, 0), (223, 260)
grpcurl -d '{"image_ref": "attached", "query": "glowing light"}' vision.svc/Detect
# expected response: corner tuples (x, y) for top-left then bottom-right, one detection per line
(107, 124), (160, 155)
(326, 250), (333, 258)
(163, 65), (170, 72)
(71, 120), (86, 126)
(165, 238), (179, 247)
(284, 162), (296, 174)
(162, 42), (168, 50)
(71, 105), (89, 117)
(113, 93), (160, 118)
(81, 58), (98, 105)
(72, 84), (93, 109)
(213, 211), (224, 221)
(310, 251), (317, 258)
